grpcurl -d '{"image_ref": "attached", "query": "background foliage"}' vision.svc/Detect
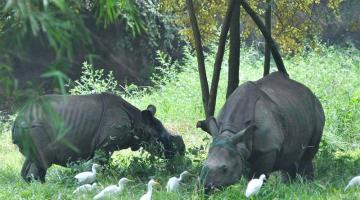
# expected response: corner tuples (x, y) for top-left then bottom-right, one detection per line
(160, 0), (346, 52)
(0, 0), (182, 109)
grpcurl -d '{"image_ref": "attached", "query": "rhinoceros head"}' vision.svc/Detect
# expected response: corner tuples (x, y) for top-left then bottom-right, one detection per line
(140, 105), (185, 159)
(199, 117), (255, 193)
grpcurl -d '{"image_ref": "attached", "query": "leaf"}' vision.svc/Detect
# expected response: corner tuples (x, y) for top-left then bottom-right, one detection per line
(4, 0), (14, 11)
(52, 0), (65, 11)
(41, 70), (69, 94)
(43, 0), (49, 8)
(315, 183), (327, 190)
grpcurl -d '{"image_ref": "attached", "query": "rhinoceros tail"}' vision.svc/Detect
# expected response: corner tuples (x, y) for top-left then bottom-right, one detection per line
(12, 118), (20, 145)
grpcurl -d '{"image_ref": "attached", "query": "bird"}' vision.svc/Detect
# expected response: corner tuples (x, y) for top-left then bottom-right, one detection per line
(74, 163), (100, 185)
(73, 183), (97, 194)
(166, 171), (190, 192)
(344, 176), (360, 191)
(93, 177), (132, 200)
(245, 174), (266, 198)
(140, 179), (159, 200)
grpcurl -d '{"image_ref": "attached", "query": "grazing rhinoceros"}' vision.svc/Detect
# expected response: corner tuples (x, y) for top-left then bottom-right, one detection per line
(198, 72), (325, 192)
(12, 93), (185, 182)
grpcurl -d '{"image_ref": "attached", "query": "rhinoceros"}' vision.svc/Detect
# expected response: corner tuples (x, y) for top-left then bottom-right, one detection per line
(12, 93), (185, 182)
(198, 72), (325, 192)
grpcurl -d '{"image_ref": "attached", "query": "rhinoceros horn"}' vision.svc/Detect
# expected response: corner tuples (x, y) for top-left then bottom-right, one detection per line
(230, 124), (256, 144)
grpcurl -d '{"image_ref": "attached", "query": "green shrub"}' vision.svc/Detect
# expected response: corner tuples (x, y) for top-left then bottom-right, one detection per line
(69, 62), (119, 95)
(151, 50), (179, 87)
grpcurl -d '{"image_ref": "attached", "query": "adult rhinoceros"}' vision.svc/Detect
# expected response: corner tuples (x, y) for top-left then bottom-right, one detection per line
(198, 72), (324, 192)
(12, 93), (185, 182)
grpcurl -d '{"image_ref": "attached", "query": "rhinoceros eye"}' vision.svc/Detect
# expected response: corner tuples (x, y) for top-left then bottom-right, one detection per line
(220, 165), (228, 173)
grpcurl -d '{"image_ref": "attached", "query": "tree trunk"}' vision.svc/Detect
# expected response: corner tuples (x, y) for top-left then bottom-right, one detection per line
(185, 0), (210, 118)
(208, 0), (236, 117)
(239, 0), (288, 76)
(263, 0), (271, 76)
(226, 0), (241, 99)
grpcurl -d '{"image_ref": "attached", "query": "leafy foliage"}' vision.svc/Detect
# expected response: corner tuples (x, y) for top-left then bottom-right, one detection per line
(94, 0), (144, 35)
(151, 50), (179, 87)
(160, 0), (344, 53)
(0, 64), (17, 108)
(69, 62), (119, 95)
(1, 0), (91, 60)
(0, 0), (146, 108)
(0, 0), (183, 108)
(0, 0), (144, 60)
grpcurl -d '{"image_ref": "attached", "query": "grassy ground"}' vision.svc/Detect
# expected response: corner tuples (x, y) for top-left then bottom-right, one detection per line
(0, 44), (360, 199)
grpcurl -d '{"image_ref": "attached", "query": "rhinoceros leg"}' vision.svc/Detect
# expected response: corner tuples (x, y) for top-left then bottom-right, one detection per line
(297, 147), (318, 180)
(21, 158), (31, 181)
(21, 158), (46, 183)
(250, 150), (277, 179)
(280, 164), (297, 183)
(281, 147), (317, 182)
(27, 126), (54, 170)
(297, 136), (320, 180)
(298, 160), (314, 180)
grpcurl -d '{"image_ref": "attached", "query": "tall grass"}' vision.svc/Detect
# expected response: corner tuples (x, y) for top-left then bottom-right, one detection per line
(0, 43), (359, 199)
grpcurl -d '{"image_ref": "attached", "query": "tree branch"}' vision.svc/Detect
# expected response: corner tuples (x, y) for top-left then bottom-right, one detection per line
(239, 0), (288, 76)
(186, 0), (210, 118)
(208, 0), (236, 117)
(226, 0), (240, 98)
(263, 0), (271, 76)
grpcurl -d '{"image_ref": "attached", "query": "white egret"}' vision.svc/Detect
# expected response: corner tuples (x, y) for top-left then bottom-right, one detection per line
(74, 164), (100, 185)
(73, 183), (97, 194)
(166, 171), (190, 192)
(344, 176), (360, 191)
(93, 177), (132, 200)
(245, 174), (266, 198)
(140, 179), (159, 200)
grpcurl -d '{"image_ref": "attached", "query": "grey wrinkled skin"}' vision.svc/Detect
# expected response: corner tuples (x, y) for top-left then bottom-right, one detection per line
(199, 133), (246, 190)
(12, 93), (185, 182)
(199, 72), (325, 193)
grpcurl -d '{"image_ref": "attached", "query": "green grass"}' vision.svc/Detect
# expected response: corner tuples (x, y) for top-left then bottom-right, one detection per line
(1, 43), (360, 199)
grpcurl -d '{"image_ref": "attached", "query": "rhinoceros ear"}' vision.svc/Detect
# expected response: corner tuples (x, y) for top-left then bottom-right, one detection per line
(147, 105), (156, 116)
(196, 120), (209, 134)
(231, 124), (256, 144)
(207, 117), (219, 136)
(141, 110), (154, 125)
(196, 117), (218, 136)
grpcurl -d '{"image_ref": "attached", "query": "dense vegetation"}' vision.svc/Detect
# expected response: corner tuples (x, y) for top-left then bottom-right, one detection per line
(0, 43), (359, 199)
(161, 0), (345, 52)
(1, 0), (359, 110)
(0, 0), (182, 106)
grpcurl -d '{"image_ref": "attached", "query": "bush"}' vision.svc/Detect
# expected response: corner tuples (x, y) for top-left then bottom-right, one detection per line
(69, 62), (119, 95)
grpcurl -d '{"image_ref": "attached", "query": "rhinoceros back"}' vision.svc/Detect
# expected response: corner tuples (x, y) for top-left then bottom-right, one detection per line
(217, 82), (260, 133)
(13, 94), (104, 166)
(254, 72), (324, 157)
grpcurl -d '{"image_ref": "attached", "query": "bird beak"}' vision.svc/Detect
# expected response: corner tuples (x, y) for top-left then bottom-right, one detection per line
(154, 181), (160, 185)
